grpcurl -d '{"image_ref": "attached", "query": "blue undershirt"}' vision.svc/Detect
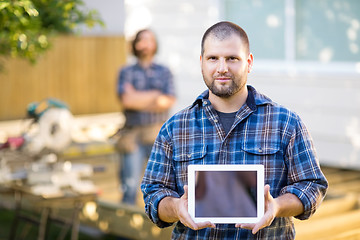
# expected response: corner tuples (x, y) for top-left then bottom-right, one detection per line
(215, 110), (237, 135)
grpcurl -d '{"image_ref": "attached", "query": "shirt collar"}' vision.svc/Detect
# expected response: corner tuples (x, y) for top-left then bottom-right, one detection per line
(191, 85), (272, 110)
(190, 90), (209, 109)
(246, 85), (257, 111)
(248, 85), (273, 107)
(134, 61), (156, 69)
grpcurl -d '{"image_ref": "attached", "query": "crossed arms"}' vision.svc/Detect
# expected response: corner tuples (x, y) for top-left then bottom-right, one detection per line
(120, 83), (175, 112)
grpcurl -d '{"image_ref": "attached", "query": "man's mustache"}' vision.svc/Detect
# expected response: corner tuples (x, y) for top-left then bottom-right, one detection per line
(213, 74), (233, 79)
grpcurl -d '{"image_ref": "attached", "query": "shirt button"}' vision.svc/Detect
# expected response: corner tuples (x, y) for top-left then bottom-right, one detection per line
(258, 148), (263, 153)
(187, 154), (192, 158)
(203, 101), (207, 105)
(214, 119), (218, 123)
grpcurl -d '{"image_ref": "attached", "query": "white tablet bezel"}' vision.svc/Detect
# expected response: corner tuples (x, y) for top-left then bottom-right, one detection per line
(188, 164), (264, 224)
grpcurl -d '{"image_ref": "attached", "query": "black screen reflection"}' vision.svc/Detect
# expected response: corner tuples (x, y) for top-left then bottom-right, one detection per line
(195, 171), (257, 218)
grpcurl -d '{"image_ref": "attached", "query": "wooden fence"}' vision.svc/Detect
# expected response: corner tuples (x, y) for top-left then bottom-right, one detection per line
(0, 35), (127, 121)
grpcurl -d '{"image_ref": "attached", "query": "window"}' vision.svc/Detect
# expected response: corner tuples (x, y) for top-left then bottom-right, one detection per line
(224, 0), (360, 63)
(224, 0), (286, 60)
(296, 0), (360, 62)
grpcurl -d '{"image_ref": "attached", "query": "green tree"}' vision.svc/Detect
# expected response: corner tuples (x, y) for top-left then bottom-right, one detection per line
(0, 0), (103, 67)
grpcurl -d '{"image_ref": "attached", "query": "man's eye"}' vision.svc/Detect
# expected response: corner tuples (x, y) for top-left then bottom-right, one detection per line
(229, 57), (238, 61)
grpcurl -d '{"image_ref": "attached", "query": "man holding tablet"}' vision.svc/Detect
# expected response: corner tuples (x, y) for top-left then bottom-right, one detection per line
(141, 21), (328, 239)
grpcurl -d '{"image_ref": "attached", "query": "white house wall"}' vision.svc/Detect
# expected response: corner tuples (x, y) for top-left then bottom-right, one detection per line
(82, 0), (360, 169)
(80, 0), (125, 35)
(250, 69), (360, 169)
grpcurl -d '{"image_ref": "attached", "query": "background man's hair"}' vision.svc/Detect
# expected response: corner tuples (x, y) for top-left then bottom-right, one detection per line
(201, 21), (250, 56)
(131, 29), (158, 58)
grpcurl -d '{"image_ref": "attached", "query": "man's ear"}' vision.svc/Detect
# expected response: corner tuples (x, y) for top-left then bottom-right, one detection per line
(247, 53), (254, 73)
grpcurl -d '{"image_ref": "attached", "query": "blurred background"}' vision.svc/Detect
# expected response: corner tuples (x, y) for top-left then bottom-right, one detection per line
(0, 0), (360, 239)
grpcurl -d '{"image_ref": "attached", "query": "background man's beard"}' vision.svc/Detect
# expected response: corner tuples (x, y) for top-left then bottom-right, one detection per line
(137, 49), (155, 59)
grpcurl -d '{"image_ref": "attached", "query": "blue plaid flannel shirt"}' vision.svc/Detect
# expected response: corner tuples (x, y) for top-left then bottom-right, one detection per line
(117, 62), (175, 127)
(141, 85), (328, 240)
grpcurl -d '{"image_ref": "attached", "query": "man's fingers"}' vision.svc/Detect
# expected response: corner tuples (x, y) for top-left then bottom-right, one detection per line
(264, 184), (271, 201)
(238, 211), (273, 234)
(182, 217), (214, 230)
(181, 215), (198, 230)
(236, 223), (255, 230)
(183, 185), (188, 200)
(235, 185), (276, 235)
(178, 185), (215, 230)
(236, 223), (262, 235)
(250, 222), (264, 235)
(195, 221), (216, 230)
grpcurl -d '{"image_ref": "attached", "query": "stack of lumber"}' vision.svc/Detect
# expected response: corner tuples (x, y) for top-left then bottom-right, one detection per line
(295, 167), (360, 240)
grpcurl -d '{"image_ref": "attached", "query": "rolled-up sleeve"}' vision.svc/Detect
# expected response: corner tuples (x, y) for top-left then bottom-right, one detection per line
(141, 125), (180, 228)
(282, 115), (328, 220)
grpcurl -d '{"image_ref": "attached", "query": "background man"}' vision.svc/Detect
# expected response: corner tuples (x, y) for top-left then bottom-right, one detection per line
(117, 29), (176, 205)
(141, 21), (328, 239)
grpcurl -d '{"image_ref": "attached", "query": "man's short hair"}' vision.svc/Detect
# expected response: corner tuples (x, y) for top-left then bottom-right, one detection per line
(201, 21), (250, 56)
(131, 29), (158, 57)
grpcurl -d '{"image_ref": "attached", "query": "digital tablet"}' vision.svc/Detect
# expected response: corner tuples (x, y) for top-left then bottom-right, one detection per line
(188, 164), (264, 224)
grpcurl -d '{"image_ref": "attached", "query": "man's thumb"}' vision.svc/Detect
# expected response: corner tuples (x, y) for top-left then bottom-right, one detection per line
(183, 185), (188, 199)
(264, 184), (271, 200)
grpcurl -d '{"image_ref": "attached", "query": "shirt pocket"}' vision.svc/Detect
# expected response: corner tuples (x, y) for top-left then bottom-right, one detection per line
(242, 142), (280, 156)
(240, 137), (282, 166)
(240, 137), (291, 195)
(173, 144), (207, 163)
(173, 144), (207, 185)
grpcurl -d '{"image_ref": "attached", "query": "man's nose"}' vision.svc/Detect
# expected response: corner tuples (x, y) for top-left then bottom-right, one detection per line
(217, 59), (228, 73)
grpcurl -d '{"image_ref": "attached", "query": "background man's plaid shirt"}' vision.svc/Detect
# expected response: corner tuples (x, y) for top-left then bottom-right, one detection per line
(117, 62), (176, 127)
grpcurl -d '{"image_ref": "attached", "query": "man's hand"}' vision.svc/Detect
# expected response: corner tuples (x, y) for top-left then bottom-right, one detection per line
(176, 185), (216, 230)
(123, 82), (136, 93)
(236, 184), (304, 235)
(236, 185), (277, 234)
(158, 185), (215, 231)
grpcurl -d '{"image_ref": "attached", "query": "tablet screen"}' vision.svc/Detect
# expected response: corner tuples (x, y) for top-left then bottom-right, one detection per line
(188, 164), (264, 224)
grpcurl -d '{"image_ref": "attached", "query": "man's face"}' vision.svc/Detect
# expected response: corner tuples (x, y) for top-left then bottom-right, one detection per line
(135, 30), (157, 58)
(200, 34), (253, 98)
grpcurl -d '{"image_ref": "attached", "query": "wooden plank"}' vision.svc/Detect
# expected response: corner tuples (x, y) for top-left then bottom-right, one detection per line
(295, 209), (360, 240)
(325, 170), (360, 185)
(321, 167), (341, 174)
(0, 35), (127, 121)
(329, 180), (360, 195)
(295, 194), (358, 221)
(323, 228), (360, 240)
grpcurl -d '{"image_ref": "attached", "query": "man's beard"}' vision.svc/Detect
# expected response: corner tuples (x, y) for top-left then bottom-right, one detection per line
(204, 75), (243, 98)
(137, 49), (155, 59)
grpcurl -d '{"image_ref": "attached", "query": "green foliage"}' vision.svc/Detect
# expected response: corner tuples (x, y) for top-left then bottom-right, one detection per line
(0, 0), (104, 64)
